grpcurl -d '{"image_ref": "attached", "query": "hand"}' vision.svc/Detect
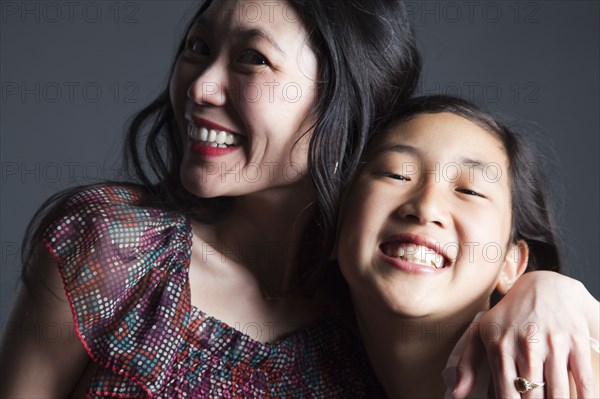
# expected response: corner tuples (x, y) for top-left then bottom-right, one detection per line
(452, 271), (599, 399)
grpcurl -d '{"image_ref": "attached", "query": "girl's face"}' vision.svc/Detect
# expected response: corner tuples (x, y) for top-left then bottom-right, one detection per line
(170, 0), (318, 198)
(337, 112), (525, 320)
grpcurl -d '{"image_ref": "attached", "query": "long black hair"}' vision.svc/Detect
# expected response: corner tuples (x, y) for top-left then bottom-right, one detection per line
(21, 0), (421, 286)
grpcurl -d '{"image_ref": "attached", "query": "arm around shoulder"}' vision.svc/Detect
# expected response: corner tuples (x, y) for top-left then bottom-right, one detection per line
(0, 244), (90, 398)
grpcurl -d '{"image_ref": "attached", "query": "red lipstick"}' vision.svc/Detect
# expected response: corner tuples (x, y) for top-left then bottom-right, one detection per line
(190, 142), (239, 157)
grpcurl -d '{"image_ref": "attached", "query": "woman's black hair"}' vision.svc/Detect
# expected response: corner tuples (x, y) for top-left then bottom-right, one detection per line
(370, 95), (562, 274)
(21, 0), (421, 288)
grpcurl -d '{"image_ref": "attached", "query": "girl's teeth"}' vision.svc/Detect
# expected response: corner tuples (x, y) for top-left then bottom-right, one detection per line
(385, 243), (445, 269)
(225, 134), (234, 145)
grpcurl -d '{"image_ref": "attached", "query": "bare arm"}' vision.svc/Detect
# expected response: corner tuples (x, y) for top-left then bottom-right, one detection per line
(0, 245), (90, 398)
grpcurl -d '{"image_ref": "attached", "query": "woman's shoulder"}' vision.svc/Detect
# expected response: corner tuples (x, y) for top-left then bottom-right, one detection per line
(42, 183), (190, 256)
(37, 182), (193, 395)
(57, 182), (153, 215)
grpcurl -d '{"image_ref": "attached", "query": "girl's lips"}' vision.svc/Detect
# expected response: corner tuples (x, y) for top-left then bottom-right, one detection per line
(379, 250), (449, 275)
(378, 232), (453, 274)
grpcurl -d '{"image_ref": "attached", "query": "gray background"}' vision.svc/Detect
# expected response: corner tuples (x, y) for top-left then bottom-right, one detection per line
(1, 1), (598, 329)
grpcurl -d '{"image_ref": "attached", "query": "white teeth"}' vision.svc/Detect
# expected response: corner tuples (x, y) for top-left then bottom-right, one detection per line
(187, 123), (243, 148)
(199, 127), (208, 141)
(208, 129), (217, 142)
(216, 131), (227, 144)
(385, 243), (445, 269)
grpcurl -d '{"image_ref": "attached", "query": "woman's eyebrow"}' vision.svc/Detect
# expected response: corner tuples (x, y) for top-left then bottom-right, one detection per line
(232, 27), (285, 56)
(190, 17), (285, 56)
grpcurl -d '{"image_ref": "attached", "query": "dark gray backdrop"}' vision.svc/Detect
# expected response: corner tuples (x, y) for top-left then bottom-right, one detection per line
(1, 1), (598, 328)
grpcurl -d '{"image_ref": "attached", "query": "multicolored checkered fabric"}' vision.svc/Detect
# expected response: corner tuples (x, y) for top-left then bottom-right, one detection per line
(43, 185), (383, 398)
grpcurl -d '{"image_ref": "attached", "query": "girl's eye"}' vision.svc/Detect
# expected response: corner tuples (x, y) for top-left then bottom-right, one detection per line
(381, 172), (411, 182)
(236, 49), (269, 66)
(457, 188), (485, 198)
(186, 37), (210, 56)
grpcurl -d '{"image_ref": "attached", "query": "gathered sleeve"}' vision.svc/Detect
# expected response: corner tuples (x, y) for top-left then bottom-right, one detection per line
(42, 185), (193, 397)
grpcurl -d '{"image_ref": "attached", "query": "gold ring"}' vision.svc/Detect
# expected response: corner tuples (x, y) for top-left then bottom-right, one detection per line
(515, 377), (545, 394)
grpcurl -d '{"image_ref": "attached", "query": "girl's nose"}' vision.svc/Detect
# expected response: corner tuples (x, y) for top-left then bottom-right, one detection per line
(395, 182), (449, 228)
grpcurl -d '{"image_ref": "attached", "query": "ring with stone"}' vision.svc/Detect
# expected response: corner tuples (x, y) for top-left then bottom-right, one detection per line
(515, 376), (545, 394)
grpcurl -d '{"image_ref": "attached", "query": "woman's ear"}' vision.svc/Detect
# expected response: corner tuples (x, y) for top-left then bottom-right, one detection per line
(496, 240), (529, 294)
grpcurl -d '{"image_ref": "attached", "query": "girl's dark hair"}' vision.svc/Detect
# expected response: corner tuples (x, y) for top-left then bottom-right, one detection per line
(21, 0), (421, 286)
(372, 95), (562, 274)
(324, 95), (562, 319)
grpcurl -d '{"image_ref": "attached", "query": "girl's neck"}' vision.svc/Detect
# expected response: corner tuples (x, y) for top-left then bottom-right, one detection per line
(353, 300), (479, 399)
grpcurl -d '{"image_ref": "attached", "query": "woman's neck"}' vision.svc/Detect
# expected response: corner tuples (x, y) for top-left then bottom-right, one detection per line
(213, 177), (316, 297)
(353, 300), (477, 399)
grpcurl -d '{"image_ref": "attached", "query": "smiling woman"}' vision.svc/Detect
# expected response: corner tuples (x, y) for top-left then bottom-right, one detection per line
(0, 0), (421, 397)
(171, 1), (318, 198)
(0, 0), (598, 398)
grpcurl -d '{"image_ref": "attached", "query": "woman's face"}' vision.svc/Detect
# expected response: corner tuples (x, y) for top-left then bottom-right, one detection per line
(337, 113), (519, 320)
(170, 0), (318, 198)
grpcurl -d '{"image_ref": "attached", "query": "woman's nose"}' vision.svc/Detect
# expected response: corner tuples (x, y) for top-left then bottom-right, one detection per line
(395, 182), (449, 228)
(187, 61), (228, 107)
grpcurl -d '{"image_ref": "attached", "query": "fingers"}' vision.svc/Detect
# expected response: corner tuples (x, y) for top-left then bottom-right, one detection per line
(543, 336), (570, 399)
(568, 337), (595, 399)
(516, 349), (546, 399)
(488, 350), (521, 398)
(452, 323), (484, 399)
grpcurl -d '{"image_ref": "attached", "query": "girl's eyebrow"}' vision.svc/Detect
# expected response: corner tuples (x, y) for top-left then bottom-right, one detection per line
(372, 144), (492, 171)
(372, 143), (420, 158)
(461, 158), (487, 170)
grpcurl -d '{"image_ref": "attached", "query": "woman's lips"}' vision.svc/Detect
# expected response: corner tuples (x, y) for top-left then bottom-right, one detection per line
(186, 119), (246, 157)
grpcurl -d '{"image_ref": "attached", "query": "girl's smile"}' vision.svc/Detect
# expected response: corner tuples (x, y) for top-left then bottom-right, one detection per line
(379, 232), (453, 273)
(337, 112), (520, 320)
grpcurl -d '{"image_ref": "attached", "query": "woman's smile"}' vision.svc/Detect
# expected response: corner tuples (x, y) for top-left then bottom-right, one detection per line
(170, 0), (318, 199)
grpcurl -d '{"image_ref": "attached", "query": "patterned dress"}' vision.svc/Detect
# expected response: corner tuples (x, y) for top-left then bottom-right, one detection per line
(42, 185), (384, 398)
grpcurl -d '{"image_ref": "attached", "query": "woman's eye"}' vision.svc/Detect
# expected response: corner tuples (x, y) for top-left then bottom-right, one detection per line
(236, 49), (268, 66)
(457, 188), (485, 198)
(186, 37), (210, 56)
(382, 172), (411, 182)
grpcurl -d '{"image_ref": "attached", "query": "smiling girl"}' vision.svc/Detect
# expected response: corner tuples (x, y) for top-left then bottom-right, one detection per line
(337, 95), (600, 398)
